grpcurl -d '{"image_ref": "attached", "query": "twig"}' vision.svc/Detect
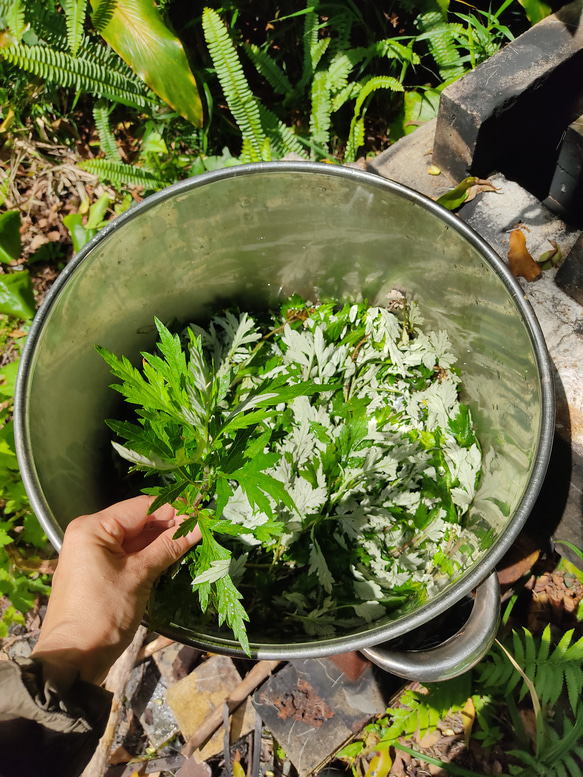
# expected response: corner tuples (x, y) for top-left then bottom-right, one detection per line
(181, 660), (282, 758)
(81, 625), (148, 777)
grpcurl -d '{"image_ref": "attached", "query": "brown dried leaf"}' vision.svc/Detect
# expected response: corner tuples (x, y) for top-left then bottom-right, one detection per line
(464, 179), (498, 203)
(508, 229), (541, 281)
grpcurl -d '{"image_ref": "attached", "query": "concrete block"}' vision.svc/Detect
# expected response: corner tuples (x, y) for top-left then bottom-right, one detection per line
(556, 230), (583, 304)
(544, 116), (583, 226)
(433, 1), (583, 198)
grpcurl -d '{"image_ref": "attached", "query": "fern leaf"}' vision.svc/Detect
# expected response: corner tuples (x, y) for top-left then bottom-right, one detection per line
(297, 8), (319, 93)
(345, 75), (404, 163)
(91, 0), (118, 33)
(258, 104), (306, 159)
(309, 70), (332, 157)
(202, 7), (265, 161)
(0, 41), (156, 109)
(416, 12), (466, 82)
(563, 755), (582, 777)
(93, 100), (120, 161)
(3, 0), (27, 42)
(244, 43), (293, 97)
(564, 663), (583, 715)
(537, 623), (552, 663)
(80, 159), (168, 189)
(62, 0), (88, 56)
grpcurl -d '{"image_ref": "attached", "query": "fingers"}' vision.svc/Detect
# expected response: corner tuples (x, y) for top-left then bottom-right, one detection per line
(138, 520), (202, 579)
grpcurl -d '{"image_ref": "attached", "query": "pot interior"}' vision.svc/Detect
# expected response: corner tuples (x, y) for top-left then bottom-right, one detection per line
(16, 163), (553, 656)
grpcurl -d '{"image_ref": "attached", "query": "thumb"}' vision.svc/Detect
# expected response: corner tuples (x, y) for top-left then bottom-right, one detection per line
(139, 522), (201, 580)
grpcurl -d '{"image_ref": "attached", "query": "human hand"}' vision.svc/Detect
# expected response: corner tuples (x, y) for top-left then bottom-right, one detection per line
(32, 495), (201, 688)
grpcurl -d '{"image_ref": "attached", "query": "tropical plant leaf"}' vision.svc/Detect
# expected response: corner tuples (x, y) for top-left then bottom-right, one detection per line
(0, 270), (36, 319)
(90, 0), (117, 32)
(0, 211), (22, 264)
(91, 0), (203, 127)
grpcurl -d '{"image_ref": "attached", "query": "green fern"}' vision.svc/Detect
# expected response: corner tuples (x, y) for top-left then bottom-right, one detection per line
(416, 12), (467, 83)
(2, 0), (27, 43)
(258, 104), (305, 159)
(62, 0), (88, 56)
(80, 159), (168, 190)
(90, 0), (117, 33)
(93, 100), (120, 161)
(243, 43), (294, 97)
(309, 70), (332, 157)
(509, 701), (583, 777)
(345, 75), (404, 162)
(479, 626), (583, 715)
(202, 7), (265, 162)
(0, 41), (157, 109)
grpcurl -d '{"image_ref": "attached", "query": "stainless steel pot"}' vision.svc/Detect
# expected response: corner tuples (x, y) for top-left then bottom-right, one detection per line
(14, 162), (554, 681)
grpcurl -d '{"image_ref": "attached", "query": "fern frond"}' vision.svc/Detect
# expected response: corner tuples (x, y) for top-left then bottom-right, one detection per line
(297, 8), (320, 93)
(0, 41), (157, 109)
(258, 104), (306, 159)
(244, 43), (293, 97)
(3, 0), (27, 42)
(80, 159), (168, 190)
(345, 75), (404, 163)
(202, 7), (265, 162)
(326, 9), (353, 58)
(377, 39), (421, 67)
(91, 0), (117, 33)
(416, 13), (467, 82)
(93, 100), (120, 161)
(309, 70), (332, 157)
(62, 0), (88, 56)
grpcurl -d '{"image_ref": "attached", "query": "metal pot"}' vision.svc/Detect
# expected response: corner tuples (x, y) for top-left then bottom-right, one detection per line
(14, 162), (554, 681)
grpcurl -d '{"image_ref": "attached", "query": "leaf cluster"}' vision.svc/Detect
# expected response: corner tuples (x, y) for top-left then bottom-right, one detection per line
(339, 624), (583, 777)
(100, 298), (482, 653)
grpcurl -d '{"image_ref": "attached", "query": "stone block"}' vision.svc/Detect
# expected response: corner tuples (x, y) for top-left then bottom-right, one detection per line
(544, 116), (583, 226)
(556, 230), (583, 304)
(433, 1), (583, 199)
(165, 654), (256, 762)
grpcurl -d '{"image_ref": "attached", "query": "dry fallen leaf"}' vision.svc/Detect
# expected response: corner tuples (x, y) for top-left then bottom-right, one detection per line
(428, 165), (441, 176)
(508, 229), (541, 281)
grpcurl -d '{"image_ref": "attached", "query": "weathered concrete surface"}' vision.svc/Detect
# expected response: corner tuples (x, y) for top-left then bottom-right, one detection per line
(458, 173), (583, 456)
(432, 1), (583, 199)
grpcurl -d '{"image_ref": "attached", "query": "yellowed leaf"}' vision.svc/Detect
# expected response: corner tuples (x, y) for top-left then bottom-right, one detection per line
(508, 229), (541, 281)
(428, 165), (441, 176)
(461, 697), (476, 747)
(233, 760), (246, 777)
(365, 749), (393, 777)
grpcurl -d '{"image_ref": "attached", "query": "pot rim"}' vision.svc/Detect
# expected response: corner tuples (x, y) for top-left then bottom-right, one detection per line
(14, 161), (555, 656)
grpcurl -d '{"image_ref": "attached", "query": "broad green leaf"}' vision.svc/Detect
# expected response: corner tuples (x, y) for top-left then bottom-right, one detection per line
(518, 0), (551, 24)
(63, 213), (94, 253)
(92, 0), (203, 127)
(0, 359), (19, 398)
(0, 270), (35, 319)
(0, 211), (22, 263)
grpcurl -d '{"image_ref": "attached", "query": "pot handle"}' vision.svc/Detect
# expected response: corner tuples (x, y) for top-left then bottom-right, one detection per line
(361, 571), (500, 682)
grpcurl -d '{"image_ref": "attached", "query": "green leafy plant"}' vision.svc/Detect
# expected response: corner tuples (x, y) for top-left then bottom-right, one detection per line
(202, 4), (418, 162)
(98, 297), (482, 654)
(0, 333), (51, 639)
(340, 624), (583, 777)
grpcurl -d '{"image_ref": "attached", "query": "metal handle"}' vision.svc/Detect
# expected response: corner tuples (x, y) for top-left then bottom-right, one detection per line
(361, 572), (500, 681)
